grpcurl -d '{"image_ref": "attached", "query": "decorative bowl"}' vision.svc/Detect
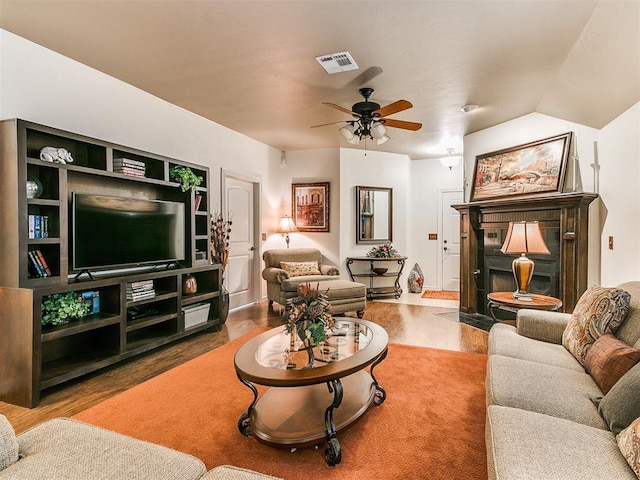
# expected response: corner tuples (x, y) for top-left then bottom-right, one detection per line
(372, 267), (388, 275)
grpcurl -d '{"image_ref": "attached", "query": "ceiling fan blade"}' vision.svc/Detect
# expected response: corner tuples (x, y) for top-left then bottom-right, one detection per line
(373, 100), (413, 118)
(383, 118), (423, 131)
(322, 102), (360, 117)
(310, 120), (351, 128)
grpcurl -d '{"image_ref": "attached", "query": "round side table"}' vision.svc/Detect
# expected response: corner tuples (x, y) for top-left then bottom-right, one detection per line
(487, 292), (562, 321)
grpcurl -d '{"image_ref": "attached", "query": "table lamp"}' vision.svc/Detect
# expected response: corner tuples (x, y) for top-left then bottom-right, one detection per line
(500, 221), (550, 300)
(276, 215), (298, 248)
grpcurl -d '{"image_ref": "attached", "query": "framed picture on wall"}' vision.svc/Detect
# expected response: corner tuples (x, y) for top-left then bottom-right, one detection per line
(470, 132), (572, 202)
(291, 182), (330, 232)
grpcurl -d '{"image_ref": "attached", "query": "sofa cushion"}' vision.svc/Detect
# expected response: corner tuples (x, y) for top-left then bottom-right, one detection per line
(617, 417), (640, 479)
(598, 362), (640, 435)
(486, 355), (607, 429)
(6, 418), (206, 480)
(0, 415), (19, 471)
(489, 323), (584, 372)
(615, 281), (640, 348)
(562, 286), (631, 366)
(279, 261), (321, 277)
(280, 275), (340, 292)
(486, 405), (636, 480)
(585, 333), (640, 394)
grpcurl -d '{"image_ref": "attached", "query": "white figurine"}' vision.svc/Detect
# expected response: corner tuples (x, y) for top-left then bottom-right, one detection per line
(40, 147), (74, 164)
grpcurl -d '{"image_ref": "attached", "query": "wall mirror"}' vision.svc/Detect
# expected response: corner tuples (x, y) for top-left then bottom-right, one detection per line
(356, 186), (392, 244)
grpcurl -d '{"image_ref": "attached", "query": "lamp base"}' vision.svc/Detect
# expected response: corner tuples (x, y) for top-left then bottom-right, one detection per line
(512, 254), (535, 300)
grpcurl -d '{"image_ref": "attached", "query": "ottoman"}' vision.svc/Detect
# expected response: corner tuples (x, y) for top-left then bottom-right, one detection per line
(309, 280), (366, 318)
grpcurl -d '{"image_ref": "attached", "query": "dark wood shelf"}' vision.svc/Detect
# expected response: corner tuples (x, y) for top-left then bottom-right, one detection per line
(40, 348), (121, 389)
(41, 313), (122, 342)
(182, 291), (219, 306)
(126, 291), (177, 307)
(126, 312), (178, 333)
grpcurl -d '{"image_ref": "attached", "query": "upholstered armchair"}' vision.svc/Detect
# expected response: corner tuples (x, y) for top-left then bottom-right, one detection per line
(262, 248), (340, 307)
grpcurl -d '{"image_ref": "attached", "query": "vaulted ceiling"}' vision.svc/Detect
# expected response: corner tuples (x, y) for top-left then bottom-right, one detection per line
(1, 0), (638, 159)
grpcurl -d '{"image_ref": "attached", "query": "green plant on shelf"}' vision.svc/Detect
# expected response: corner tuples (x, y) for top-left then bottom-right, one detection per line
(170, 165), (203, 194)
(41, 292), (90, 326)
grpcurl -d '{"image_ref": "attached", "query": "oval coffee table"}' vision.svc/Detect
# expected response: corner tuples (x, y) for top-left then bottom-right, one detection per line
(234, 319), (388, 466)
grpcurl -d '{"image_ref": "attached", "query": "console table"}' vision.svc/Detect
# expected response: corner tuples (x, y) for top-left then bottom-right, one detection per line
(346, 256), (407, 300)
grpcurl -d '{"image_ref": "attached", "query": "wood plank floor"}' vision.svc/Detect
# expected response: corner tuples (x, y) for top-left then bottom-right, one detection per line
(0, 300), (487, 434)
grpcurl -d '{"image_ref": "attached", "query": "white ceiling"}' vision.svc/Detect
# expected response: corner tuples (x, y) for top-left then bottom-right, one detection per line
(1, 0), (638, 159)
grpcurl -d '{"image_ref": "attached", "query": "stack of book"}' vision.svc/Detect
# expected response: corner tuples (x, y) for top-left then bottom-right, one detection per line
(28, 215), (50, 239)
(114, 157), (146, 178)
(28, 249), (52, 278)
(126, 280), (155, 301)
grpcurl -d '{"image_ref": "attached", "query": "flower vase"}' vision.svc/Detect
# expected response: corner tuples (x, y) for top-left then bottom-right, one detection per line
(296, 322), (315, 368)
(220, 283), (230, 324)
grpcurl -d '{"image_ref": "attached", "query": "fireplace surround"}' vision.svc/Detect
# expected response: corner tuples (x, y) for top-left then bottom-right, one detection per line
(453, 192), (598, 315)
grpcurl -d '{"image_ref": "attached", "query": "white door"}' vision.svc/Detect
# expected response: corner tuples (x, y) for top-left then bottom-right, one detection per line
(440, 190), (463, 291)
(223, 172), (259, 310)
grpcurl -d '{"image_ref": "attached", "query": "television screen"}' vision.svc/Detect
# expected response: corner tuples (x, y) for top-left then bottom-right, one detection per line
(72, 193), (186, 271)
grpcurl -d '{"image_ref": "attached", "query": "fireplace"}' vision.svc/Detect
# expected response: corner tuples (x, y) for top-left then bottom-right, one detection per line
(453, 193), (597, 314)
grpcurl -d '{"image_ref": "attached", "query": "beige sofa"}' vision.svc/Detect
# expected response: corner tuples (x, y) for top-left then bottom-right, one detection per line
(485, 281), (640, 479)
(0, 416), (279, 480)
(262, 248), (340, 306)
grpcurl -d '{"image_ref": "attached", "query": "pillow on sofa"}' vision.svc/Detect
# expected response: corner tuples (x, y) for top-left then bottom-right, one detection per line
(562, 286), (631, 365)
(0, 414), (19, 470)
(585, 333), (640, 394)
(597, 362), (640, 435)
(280, 261), (321, 277)
(616, 416), (640, 478)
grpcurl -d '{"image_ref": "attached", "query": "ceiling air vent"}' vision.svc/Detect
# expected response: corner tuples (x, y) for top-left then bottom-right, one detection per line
(315, 51), (359, 74)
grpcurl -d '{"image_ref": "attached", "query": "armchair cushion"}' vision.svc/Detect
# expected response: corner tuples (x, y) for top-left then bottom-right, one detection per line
(279, 261), (321, 277)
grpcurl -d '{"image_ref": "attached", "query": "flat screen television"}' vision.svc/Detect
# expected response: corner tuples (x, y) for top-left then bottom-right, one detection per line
(72, 193), (186, 272)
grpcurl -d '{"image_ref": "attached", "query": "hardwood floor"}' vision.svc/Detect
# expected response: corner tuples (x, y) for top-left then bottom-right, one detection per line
(0, 300), (487, 434)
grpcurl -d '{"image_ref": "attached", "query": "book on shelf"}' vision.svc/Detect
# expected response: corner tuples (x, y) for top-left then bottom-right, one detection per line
(80, 290), (100, 314)
(28, 249), (51, 277)
(27, 215), (50, 239)
(114, 157), (146, 168)
(127, 290), (156, 301)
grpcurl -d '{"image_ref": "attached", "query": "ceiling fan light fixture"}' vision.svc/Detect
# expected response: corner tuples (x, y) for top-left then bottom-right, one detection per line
(339, 123), (355, 140)
(376, 134), (391, 145)
(370, 122), (387, 139)
(347, 135), (360, 146)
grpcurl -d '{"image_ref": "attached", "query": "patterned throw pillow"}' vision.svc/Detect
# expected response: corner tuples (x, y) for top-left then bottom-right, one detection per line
(562, 286), (631, 365)
(280, 261), (321, 277)
(0, 414), (19, 470)
(585, 333), (640, 394)
(616, 416), (640, 478)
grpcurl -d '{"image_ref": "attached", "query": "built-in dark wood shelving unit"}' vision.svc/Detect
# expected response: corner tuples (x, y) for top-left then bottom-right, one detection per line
(0, 119), (222, 407)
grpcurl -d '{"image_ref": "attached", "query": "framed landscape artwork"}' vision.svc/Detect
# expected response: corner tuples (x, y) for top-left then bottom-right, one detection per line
(292, 182), (330, 232)
(470, 132), (572, 202)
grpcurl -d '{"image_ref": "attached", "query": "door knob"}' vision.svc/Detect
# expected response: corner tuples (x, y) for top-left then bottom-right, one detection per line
(249, 246), (255, 251)
(444, 247), (448, 251)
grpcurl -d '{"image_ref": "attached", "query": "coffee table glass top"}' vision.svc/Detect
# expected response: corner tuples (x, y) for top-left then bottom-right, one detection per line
(255, 321), (373, 371)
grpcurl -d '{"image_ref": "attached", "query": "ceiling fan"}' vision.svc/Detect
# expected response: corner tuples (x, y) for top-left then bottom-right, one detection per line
(313, 87), (422, 146)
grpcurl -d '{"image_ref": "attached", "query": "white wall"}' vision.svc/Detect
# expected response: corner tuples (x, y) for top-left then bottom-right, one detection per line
(262, 148), (341, 267)
(339, 147), (411, 281)
(464, 113), (602, 285)
(598, 102), (640, 285)
(409, 159), (464, 289)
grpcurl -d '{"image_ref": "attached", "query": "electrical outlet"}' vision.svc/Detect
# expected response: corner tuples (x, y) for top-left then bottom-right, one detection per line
(261, 233), (267, 241)
(428, 233), (437, 240)
(609, 236), (614, 250)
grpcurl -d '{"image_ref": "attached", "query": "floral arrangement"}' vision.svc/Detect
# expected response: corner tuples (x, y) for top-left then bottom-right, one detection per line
(211, 212), (232, 271)
(284, 283), (335, 345)
(366, 241), (400, 258)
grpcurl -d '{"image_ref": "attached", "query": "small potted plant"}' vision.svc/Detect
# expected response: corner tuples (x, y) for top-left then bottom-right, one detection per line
(41, 292), (91, 326)
(366, 241), (401, 258)
(170, 165), (203, 194)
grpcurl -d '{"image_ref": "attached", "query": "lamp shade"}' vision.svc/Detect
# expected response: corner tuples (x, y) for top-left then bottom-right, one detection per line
(501, 221), (550, 255)
(339, 124), (355, 140)
(276, 215), (298, 233)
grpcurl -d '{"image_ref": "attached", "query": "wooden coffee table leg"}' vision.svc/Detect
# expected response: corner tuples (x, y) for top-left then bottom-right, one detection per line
(323, 379), (343, 466)
(237, 373), (258, 436)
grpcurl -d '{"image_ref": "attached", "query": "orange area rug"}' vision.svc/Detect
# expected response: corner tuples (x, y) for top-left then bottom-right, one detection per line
(422, 289), (460, 301)
(74, 328), (487, 479)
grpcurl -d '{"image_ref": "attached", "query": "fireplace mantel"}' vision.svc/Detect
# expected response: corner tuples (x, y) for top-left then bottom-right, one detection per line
(453, 192), (598, 314)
